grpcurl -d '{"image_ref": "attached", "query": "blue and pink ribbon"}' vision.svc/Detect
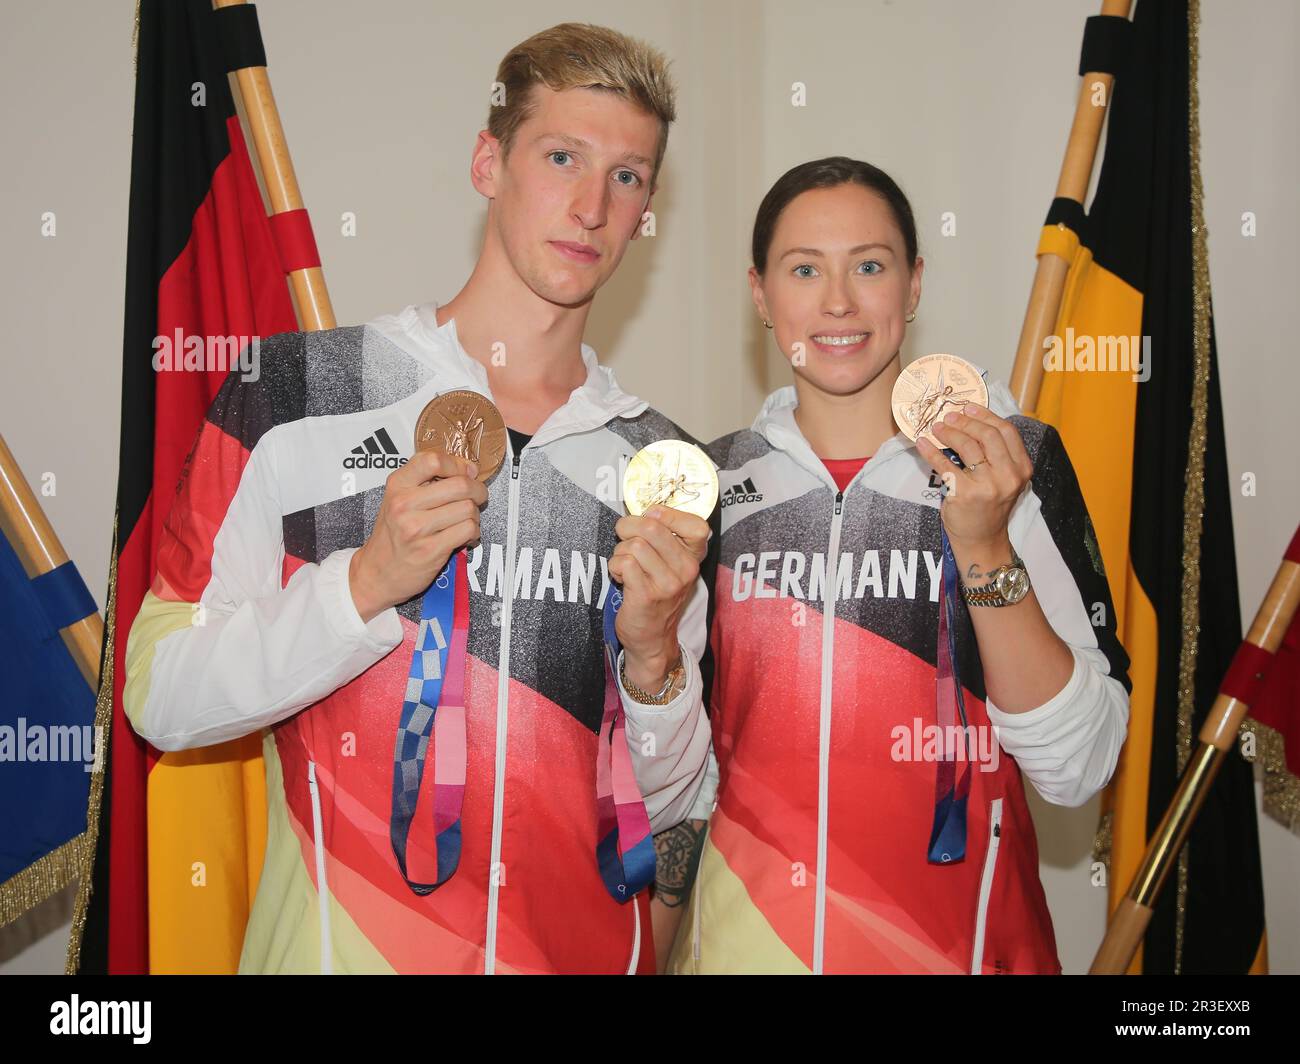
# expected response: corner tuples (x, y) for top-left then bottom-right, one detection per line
(928, 527), (973, 864)
(596, 585), (658, 902)
(390, 549), (656, 903)
(390, 550), (468, 893)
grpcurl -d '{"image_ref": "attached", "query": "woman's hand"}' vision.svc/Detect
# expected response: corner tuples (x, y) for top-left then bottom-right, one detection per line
(916, 403), (1034, 551)
(917, 403), (1077, 715)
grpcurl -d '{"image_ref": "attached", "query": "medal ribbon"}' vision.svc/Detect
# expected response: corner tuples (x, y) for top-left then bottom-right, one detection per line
(391, 550), (469, 893)
(928, 527), (973, 863)
(596, 585), (657, 903)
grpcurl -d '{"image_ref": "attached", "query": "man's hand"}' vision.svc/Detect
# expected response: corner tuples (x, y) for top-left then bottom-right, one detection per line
(608, 505), (710, 691)
(348, 450), (488, 623)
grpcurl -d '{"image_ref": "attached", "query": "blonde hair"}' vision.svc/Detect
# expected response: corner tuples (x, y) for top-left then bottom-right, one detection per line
(488, 23), (677, 186)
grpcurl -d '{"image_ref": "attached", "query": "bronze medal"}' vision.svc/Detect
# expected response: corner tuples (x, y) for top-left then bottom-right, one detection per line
(414, 390), (507, 482)
(891, 353), (989, 445)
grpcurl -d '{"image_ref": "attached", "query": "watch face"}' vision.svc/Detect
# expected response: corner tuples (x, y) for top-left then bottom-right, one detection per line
(997, 566), (1030, 604)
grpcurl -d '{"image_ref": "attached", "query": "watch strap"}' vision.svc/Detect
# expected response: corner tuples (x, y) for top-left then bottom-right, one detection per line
(619, 647), (685, 705)
(961, 550), (1028, 607)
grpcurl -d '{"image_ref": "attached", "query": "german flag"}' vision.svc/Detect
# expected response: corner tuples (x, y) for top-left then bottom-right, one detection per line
(1031, 0), (1265, 973)
(74, 0), (302, 973)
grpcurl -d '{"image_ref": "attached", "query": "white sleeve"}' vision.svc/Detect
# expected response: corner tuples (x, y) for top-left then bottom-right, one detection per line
(619, 573), (712, 833)
(986, 643), (1129, 807)
(127, 550), (404, 752)
(124, 413), (404, 752)
(984, 477), (1130, 807)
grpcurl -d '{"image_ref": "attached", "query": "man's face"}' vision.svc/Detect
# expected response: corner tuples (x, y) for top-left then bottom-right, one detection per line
(477, 85), (661, 309)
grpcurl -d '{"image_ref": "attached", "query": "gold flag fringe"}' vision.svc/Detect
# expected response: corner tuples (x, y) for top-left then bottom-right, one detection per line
(1245, 715), (1300, 835)
(1173, 0), (1213, 975)
(0, 835), (84, 928)
(63, 511), (119, 975)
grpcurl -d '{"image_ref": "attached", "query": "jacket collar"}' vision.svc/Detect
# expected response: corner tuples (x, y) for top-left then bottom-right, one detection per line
(749, 384), (916, 490)
(401, 302), (648, 449)
(751, 360), (1009, 492)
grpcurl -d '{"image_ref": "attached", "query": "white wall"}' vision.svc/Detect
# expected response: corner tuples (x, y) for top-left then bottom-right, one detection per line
(1, 0), (1295, 975)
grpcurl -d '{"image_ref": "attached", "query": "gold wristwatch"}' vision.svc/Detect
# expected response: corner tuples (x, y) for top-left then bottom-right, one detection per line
(619, 648), (686, 705)
(961, 550), (1031, 608)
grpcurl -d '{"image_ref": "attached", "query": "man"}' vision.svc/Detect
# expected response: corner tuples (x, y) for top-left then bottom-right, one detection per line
(123, 22), (711, 974)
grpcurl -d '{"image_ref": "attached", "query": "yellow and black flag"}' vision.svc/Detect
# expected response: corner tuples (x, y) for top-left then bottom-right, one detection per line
(1031, 0), (1266, 973)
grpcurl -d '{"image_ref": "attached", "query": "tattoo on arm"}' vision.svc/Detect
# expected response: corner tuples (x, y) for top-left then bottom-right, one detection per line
(652, 819), (707, 908)
(966, 562), (985, 581)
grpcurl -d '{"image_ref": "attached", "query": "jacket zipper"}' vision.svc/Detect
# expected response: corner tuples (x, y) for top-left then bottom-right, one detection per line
(484, 447), (522, 973)
(625, 895), (642, 975)
(692, 882), (703, 964)
(692, 818), (711, 963)
(812, 489), (845, 974)
(307, 760), (333, 974)
(970, 797), (1003, 974)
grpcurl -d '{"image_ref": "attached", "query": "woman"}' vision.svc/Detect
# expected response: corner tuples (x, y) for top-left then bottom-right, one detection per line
(668, 158), (1131, 974)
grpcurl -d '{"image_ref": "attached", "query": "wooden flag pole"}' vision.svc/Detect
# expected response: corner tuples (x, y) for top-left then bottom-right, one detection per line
(0, 432), (103, 690)
(1008, 0), (1134, 411)
(1091, 528), (1300, 973)
(213, 0), (335, 331)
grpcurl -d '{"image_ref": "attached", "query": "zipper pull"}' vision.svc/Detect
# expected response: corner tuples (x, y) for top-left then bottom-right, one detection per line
(511, 451), (520, 480)
(834, 490), (843, 515)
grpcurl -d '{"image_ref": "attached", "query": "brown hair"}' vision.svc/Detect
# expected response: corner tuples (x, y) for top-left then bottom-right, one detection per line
(751, 157), (919, 276)
(487, 23), (677, 186)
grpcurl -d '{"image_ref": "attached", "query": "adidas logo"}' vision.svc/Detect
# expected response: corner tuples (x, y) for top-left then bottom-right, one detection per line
(721, 477), (763, 507)
(343, 427), (408, 470)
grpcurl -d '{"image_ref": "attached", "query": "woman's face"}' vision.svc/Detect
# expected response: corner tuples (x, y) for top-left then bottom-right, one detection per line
(751, 183), (922, 398)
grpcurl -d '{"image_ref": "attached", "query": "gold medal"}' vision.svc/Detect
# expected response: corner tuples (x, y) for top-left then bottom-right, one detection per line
(891, 353), (989, 445)
(623, 440), (718, 519)
(414, 390), (507, 482)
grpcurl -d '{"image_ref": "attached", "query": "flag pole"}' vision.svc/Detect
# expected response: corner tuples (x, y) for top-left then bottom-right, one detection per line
(213, 0), (335, 331)
(1008, 0), (1134, 411)
(0, 433), (103, 689)
(1091, 526), (1300, 973)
